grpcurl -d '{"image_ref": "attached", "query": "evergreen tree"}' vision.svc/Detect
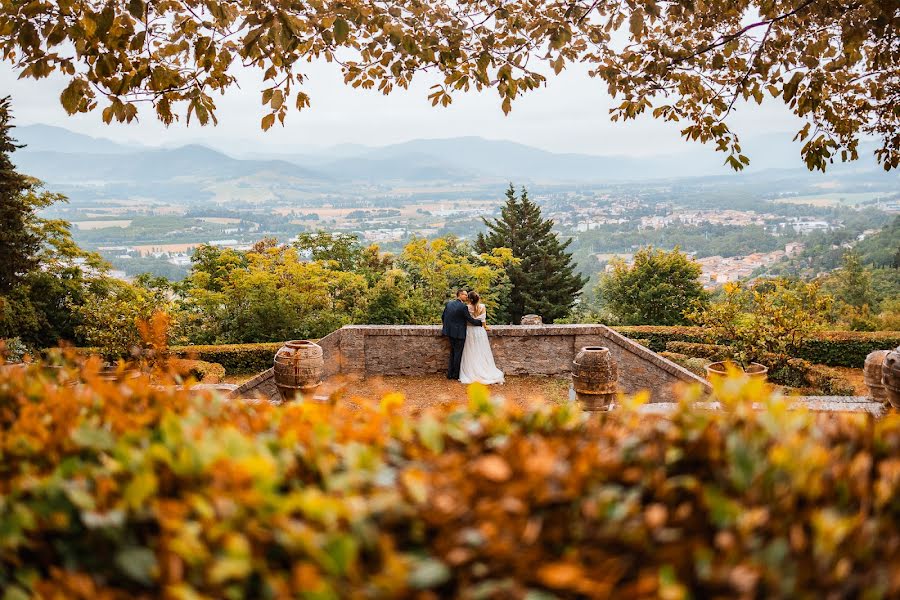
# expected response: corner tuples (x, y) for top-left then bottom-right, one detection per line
(476, 184), (587, 323)
(0, 96), (39, 293)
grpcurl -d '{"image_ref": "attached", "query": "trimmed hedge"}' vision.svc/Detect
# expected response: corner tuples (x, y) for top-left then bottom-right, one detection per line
(664, 341), (855, 395)
(618, 326), (900, 368)
(168, 358), (226, 383)
(2, 360), (900, 598)
(170, 342), (283, 373)
(665, 341), (733, 362)
(659, 351), (710, 377)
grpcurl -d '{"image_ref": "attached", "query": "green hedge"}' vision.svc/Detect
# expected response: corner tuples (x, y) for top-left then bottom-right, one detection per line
(170, 342), (283, 373)
(617, 326), (900, 368)
(168, 358), (226, 383)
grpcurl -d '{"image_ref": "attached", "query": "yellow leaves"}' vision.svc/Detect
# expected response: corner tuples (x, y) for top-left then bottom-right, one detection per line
(123, 470), (158, 510)
(400, 468), (428, 504)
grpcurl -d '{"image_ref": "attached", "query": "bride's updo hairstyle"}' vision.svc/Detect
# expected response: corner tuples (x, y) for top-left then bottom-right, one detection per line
(468, 291), (480, 306)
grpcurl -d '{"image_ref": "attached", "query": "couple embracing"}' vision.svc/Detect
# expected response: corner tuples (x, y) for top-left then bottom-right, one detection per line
(441, 289), (505, 384)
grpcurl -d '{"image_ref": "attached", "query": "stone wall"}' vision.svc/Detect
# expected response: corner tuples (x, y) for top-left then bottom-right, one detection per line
(232, 324), (710, 403)
(329, 324), (709, 403)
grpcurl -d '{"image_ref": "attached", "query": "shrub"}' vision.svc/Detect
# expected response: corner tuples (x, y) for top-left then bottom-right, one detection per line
(665, 341), (733, 361)
(616, 326), (900, 368)
(2, 357), (899, 599)
(169, 342), (283, 373)
(168, 358), (225, 383)
(796, 331), (900, 368)
(615, 325), (708, 352)
(659, 351), (711, 377)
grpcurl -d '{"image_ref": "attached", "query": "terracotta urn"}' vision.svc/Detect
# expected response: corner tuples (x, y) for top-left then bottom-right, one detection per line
(882, 347), (900, 409)
(572, 346), (618, 411)
(705, 361), (768, 381)
(864, 350), (890, 402)
(273, 340), (324, 401)
(520, 314), (543, 326)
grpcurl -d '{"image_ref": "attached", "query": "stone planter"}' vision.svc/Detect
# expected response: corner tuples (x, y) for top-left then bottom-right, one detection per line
(705, 361), (768, 381)
(882, 347), (900, 409)
(520, 314), (543, 326)
(572, 346), (618, 411)
(864, 350), (891, 402)
(274, 340), (324, 401)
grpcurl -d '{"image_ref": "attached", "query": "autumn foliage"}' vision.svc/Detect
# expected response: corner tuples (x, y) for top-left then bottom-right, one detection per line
(1, 357), (899, 599)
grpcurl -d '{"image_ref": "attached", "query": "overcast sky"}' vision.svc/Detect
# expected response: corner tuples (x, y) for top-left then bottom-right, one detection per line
(1, 59), (805, 157)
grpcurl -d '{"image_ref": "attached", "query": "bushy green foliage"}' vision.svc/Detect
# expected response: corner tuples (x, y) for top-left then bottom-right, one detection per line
(2, 360), (899, 599)
(598, 246), (707, 326)
(687, 279), (832, 368)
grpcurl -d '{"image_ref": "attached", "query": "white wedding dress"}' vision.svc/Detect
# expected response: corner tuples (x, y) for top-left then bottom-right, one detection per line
(459, 304), (505, 385)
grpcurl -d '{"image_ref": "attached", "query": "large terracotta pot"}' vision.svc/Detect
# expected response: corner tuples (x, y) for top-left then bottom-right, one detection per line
(705, 361), (768, 381)
(274, 340), (324, 401)
(572, 346), (618, 411)
(882, 347), (900, 409)
(864, 350), (891, 402)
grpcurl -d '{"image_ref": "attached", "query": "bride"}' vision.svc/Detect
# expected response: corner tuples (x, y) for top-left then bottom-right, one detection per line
(459, 291), (505, 385)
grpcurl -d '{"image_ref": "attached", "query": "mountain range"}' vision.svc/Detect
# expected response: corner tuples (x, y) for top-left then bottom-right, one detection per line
(9, 124), (891, 204)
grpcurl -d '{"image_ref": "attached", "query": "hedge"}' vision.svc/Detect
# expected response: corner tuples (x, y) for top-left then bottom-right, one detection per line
(664, 341), (855, 395)
(169, 342), (283, 373)
(168, 358), (226, 383)
(2, 358), (900, 599)
(617, 326), (900, 368)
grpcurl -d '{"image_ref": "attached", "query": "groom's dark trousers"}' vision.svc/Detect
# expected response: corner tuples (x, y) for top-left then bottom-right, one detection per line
(441, 299), (484, 379)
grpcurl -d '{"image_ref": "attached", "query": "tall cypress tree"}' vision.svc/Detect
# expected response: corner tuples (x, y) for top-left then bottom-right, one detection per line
(0, 96), (39, 294)
(476, 184), (587, 323)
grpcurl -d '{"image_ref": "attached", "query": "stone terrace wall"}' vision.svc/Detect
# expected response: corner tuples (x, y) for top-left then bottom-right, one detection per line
(232, 324), (711, 403)
(336, 324), (709, 403)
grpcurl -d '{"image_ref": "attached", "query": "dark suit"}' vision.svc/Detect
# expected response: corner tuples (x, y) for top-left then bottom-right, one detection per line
(441, 299), (484, 379)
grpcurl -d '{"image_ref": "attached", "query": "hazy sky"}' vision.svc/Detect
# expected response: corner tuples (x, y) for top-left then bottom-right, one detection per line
(1, 59), (805, 157)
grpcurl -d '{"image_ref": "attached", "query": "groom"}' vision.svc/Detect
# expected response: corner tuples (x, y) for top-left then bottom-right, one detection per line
(441, 289), (485, 380)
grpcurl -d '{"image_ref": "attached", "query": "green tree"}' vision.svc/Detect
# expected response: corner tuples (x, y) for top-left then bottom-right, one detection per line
(476, 184), (586, 324)
(399, 236), (517, 324)
(176, 243), (369, 344)
(73, 278), (171, 359)
(0, 96), (113, 348)
(2, 2), (896, 170)
(0, 96), (39, 293)
(833, 251), (875, 309)
(598, 247), (707, 326)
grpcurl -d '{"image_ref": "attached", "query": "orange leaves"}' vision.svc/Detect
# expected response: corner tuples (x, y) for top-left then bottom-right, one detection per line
(3, 360), (900, 598)
(470, 454), (511, 482)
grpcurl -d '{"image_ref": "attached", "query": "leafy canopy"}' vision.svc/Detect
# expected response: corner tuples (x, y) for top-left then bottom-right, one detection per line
(598, 246), (707, 326)
(0, 1), (896, 170)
